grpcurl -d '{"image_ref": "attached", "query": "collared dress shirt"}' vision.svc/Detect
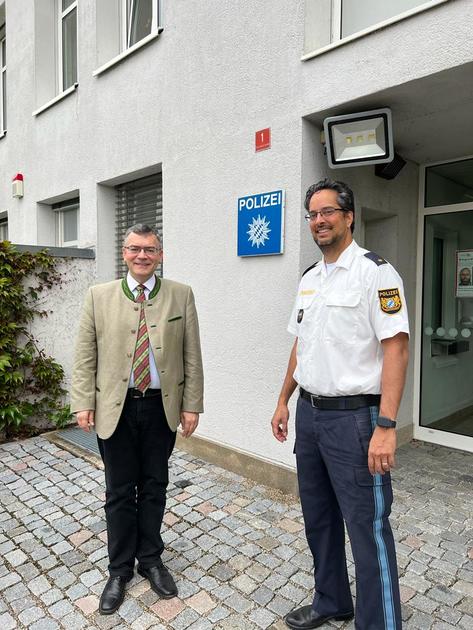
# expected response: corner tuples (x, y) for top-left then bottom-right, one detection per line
(127, 273), (161, 390)
(288, 240), (409, 396)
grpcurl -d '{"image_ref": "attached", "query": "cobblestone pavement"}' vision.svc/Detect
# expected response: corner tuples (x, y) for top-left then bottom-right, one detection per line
(0, 436), (472, 630)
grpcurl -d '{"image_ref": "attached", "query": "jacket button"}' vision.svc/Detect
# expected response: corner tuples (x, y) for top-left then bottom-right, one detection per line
(116, 402), (121, 406)
(122, 378), (127, 382)
(127, 353), (132, 358)
(134, 306), (139, 311)
(131, 329), (136, 334)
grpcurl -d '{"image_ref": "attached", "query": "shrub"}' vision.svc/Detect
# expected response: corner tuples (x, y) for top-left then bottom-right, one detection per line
(0, 241), (72, 434)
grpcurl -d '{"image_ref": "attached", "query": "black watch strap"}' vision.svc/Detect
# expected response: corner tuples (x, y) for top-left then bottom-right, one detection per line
(376, 415), (397, 428)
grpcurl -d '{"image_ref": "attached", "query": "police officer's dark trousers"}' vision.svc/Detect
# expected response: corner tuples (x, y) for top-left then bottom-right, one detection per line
(97, 392), (176, 578)
(295, 395), (402, 630)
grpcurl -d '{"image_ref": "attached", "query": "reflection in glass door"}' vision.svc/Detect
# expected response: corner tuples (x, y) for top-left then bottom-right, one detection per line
(420, 209), (473, 445)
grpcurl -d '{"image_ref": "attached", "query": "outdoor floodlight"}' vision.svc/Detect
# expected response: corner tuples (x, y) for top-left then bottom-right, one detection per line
(323, 108), (394, 169)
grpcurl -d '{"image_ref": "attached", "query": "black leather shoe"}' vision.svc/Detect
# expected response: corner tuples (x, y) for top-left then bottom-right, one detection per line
(99, 576), (131, 615)
(284, 605), (354, 629)
(138, 561), (178, 599)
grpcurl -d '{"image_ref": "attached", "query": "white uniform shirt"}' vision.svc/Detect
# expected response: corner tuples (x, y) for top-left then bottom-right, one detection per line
(288, 241), (409, 396)
(127, 273), (161, 389)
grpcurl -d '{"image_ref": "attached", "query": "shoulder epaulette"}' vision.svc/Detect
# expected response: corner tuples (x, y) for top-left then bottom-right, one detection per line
(364, 251), (387, 266)
(302, 261), (319, 277)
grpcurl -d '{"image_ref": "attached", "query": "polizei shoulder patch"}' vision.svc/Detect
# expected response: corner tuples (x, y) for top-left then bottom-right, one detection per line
(378, 288), (402, 314)
(364, 251), (387, 266)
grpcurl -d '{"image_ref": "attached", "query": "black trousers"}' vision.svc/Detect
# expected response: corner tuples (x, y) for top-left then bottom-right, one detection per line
(97, 393), (176, 578)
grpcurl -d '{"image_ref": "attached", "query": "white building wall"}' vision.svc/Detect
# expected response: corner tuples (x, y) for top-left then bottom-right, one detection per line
(1, 0), (473, 468)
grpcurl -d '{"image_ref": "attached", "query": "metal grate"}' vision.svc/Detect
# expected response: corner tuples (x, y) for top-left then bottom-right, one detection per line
(58, 427), (100, 456)
(115, 173), (163, 278)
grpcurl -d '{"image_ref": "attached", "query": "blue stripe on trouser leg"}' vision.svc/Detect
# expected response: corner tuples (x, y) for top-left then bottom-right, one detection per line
(294, 397), (402, 629)
(368, 405), (399, 630)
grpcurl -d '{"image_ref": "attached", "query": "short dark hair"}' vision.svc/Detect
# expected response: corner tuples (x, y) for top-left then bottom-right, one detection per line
(123, 224), (162, 246)
(304, 178), (355, 232)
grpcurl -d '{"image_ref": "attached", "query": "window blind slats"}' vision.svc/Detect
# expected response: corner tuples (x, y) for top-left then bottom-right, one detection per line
(115, 173), (163, 278)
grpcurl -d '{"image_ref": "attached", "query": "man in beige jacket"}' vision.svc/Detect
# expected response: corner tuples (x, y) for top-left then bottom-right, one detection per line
(71, 224), (204, 615)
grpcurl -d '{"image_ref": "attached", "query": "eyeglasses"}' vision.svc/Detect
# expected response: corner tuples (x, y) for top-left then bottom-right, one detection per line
(304, 207), (344, 222)
(123, 246), (161, 255)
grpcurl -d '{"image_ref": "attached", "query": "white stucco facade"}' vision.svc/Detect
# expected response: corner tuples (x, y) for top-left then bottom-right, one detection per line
(2, 0), (473, 471)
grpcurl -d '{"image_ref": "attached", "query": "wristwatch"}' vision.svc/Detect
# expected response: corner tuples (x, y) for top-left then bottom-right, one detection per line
(376, 415), (397, 428)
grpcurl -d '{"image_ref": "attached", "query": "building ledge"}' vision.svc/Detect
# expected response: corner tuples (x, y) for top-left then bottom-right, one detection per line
(12, 244), (95, 259)
(33, 83), (79, 117)
(93, 28), (163, 77)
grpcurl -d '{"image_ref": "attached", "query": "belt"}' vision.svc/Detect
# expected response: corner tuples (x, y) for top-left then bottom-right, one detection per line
(127, 388), (161, 399)
(300, 388), (380, 410)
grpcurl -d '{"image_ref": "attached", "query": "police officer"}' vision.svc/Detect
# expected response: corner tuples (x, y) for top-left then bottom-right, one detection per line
(271, 178), (409, 630)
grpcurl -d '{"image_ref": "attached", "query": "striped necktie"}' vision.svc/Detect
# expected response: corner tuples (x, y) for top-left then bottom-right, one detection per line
(132, 284), (151, 393)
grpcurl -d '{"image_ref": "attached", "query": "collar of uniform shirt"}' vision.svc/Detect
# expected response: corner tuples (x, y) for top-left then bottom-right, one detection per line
(126, 272), (156, 297)
(322, 239), (359, 270)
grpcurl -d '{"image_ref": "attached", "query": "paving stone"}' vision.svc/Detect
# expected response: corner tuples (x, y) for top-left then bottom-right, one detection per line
(0, 572), (21, 590)
(49, 599), (75, 618)
(186, 590), (216, 614)
(18, 605), (46, 625)
(150, 598), (185, 622)
(0, 612), (17, 630)
(4, 548), (28, 567)
(249, 607), (277, 629)
(29, 617), (60, 630)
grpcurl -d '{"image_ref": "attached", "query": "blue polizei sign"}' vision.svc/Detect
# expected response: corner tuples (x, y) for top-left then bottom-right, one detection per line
(237, 189), (285, 257)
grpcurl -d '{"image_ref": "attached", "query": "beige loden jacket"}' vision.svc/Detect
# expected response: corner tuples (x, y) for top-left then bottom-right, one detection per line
(70, 277), (204, 439)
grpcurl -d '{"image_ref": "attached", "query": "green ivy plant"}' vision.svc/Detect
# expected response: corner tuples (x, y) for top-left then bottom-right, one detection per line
(0, 241), (72, 436)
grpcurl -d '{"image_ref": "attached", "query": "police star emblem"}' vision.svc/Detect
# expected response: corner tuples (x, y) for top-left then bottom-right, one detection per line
(378, 288), (402, 314)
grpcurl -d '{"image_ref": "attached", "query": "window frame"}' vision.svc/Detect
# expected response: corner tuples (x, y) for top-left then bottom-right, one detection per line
(57, 0), (78, 92)
(0, 217), (8, 241)
(303, 0), (449, 61)
(120, 0), (159, 52)
(0, 23), (5, 133)
(53, 198), (79, 247)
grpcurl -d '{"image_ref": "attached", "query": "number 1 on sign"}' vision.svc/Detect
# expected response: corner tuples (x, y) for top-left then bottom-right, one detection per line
(255, 127), (271, 152)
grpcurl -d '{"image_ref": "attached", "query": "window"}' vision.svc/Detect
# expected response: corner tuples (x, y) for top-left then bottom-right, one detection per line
(0, 22), (5, 133)
(59, 0), (77, 91)
(122, 0), (158, 50)
(304, 0), (449, 56)
(95, 0), (161, 70)
(34, 1), (78, 110)
(115, 173), (162, 278)
(0, 216), (7, 241)
(53, 198), (79, 247)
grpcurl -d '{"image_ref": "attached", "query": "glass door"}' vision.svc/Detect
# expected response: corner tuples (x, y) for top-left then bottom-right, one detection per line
(417, 157), (473, 452)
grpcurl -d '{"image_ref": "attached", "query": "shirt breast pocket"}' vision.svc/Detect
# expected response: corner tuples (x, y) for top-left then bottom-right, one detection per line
(296, 293), (317, 339)
(324, 291), (361, 344)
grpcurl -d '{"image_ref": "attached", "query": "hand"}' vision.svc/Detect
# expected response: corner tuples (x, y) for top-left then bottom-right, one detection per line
(271, 403), (289, 442)
(180, 411), (199, 438)
(368, 426), (396, 475)
(76, 410), (95, 432)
